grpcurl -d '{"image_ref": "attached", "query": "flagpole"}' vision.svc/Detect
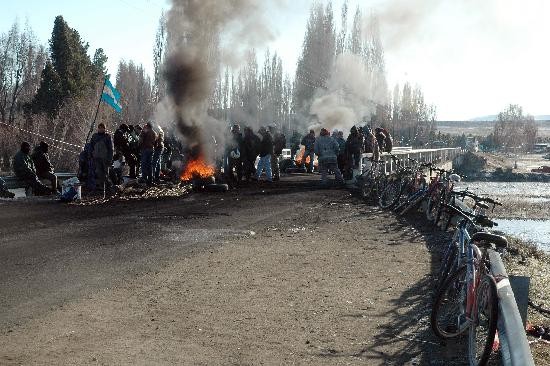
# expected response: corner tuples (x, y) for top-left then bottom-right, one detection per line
(86, 77), (107, 144)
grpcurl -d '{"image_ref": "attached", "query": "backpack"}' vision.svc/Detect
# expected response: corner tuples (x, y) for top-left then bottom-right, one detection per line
(93, 135), (109, 160)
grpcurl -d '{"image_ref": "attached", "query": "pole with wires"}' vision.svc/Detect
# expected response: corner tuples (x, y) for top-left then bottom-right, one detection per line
(86, 77), (106, 144)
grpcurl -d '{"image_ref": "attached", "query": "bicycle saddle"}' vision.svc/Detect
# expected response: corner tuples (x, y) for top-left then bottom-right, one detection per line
(471, 232), (508, 249)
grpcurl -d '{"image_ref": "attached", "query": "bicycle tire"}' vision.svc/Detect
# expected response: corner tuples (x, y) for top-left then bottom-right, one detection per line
(468, 274), (498, 366)
(431, 265), (469, 339)
(398, 191), (426, 216)
(435, 243), (458, 293)
(379, 178), (402, 209)
(426, 188), (444, 223)
(361, 175), (375, 202)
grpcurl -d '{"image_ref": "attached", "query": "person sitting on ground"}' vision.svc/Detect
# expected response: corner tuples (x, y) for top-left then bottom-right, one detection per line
(31, 141), (58, 192)
(13, 141), (51, 195)
(90, 123), (114, 192)
(315, 128), (344, 186)
(0, 177), (15, 198)
(300, 129), (316, 173)
(255, 127), (274, 182)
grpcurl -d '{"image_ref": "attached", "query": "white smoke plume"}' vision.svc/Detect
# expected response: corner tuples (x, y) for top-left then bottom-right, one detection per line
(156, 0), (279, 158)
(309, 51), (387, 134)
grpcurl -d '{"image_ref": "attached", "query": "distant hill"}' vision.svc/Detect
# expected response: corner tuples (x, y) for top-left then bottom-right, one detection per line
(469, 114), (550, 121)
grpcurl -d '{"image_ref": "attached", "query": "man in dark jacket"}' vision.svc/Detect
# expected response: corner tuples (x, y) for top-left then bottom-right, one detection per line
(270, 126), (286, 181)
(345, 126), (363, 178)
(242, 127), (260, 182)
(31, 141), (57, 191)
(300, 129), (316, 173)
(255, 127), (273, 182)
(90, 123), (114, 191)
(315, 128), (343, 186)
(13, 141), (50, 195)
(225, 124), (244, 186)
(139, 122), (157, 185)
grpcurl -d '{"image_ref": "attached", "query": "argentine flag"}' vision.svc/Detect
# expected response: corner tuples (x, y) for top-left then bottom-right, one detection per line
(101, 78), (122, 113)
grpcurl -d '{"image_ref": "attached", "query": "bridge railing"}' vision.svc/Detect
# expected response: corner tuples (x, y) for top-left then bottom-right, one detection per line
(360, 147), (462, 175)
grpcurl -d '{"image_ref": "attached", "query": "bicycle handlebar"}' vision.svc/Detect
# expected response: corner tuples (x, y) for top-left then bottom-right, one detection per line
(451, 190), (503, 206)
(442, 203), (498, 228)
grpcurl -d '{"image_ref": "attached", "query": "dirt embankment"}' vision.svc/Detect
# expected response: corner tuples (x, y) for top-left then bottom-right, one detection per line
(454, 151), (550, 182)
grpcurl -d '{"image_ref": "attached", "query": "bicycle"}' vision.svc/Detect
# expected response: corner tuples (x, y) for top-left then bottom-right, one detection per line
(357, 158), (387, 204)
(378, 154), (421, 209)
(431, 204), (508, 366)
(425, 168), (461, 225)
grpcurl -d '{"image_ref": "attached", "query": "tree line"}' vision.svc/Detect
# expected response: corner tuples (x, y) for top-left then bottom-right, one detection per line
(9, 1), (528, 173)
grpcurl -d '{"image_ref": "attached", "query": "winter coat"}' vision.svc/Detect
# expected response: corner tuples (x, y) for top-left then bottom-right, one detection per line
(364, 131), (380, 161)
(31, 146), (54, 177)
(301, 134), (316, 151)
(258, 132), (274, 157)
(335, 136), (346, 154)
(13, 150), (36, 179)
(139, 129), (157, 151)
(114, 128), (130, 153)
(314, 135), (340, 163)
(345, 133), (363, 155)
(242, 133), (260, 160)
(273, 133), (286, 155)
(90, 132), (114, 162)
(155, 126), (165, 151)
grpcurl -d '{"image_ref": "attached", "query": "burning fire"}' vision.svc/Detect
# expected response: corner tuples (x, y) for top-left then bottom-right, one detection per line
(181, 155), (215, 181)
(295, 147), (311, 165)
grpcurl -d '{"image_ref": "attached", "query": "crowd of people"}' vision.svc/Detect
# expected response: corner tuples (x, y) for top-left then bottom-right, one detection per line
(1, 121), (393, 198)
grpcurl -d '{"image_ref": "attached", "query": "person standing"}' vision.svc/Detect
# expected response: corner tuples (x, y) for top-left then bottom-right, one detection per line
(300, 129), (316, 173)
(139, 122), (157, 186)
(334, 130), (346, 175)
(13, 141), (50, 195)
(314, 128), (343, 186)
(31, 141), (58, 192)
(242, 126), (260, 182)
(152, 124), (165, 183)
(345, 126), (363, 179)
(225, 124), (244, 186)
(90, 123), (114, 192)
(270, 126), (286, 181)
(255, 127), (273, 182)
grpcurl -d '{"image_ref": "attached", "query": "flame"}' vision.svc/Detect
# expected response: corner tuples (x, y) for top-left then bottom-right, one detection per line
(295, 147), (310, 165)
(181, 155), (215, 181)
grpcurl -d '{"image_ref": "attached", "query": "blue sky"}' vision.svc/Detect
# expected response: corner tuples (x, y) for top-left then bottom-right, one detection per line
(2, 0), (549, 120)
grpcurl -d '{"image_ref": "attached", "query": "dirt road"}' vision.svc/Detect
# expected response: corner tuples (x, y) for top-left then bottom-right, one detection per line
(0, 175), (465, 365)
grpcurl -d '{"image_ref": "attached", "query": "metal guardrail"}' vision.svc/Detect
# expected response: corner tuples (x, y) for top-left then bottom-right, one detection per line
(360, 147), (462, 175)
(488, 250), (535, 366)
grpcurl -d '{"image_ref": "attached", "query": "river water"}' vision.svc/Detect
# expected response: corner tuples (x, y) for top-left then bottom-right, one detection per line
(454, 181), (550, 252)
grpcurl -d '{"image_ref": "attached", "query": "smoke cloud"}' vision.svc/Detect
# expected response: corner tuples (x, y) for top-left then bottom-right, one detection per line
(158, 0), (279, 158)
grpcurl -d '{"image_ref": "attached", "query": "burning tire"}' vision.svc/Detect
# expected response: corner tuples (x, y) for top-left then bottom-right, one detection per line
(203, 183), (229, 192)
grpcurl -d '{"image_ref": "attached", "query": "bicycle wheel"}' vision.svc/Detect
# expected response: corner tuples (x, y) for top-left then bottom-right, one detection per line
(468, 275), (498, 366)
(398, 191), (426, 216)
(379, 178), (402, 209)
(426, 188), (444, 223)
(431, 265), (469, 339)
(435, 243), (458, 292)
(361, 175), (375, 202)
